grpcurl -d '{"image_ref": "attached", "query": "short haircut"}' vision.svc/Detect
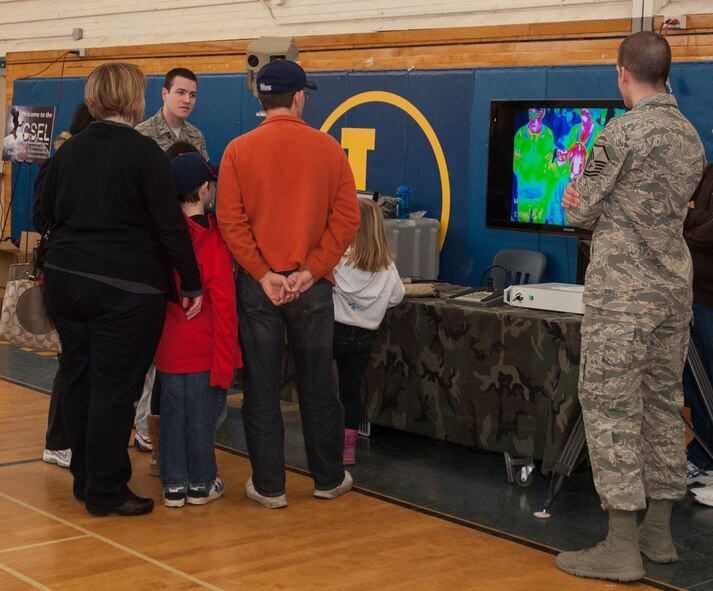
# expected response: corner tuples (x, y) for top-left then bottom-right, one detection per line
(345, 198), (394, 273)
(164, 67), (197, 90)
(165, 141), (199, 161)
(177, 188), (201, 205)
(618, 31), (671, 87)
(84, 62), (146, 121)
(258, 91), (297, 111)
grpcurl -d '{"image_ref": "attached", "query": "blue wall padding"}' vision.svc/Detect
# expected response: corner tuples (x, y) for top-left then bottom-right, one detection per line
(10, 62), (713, 287)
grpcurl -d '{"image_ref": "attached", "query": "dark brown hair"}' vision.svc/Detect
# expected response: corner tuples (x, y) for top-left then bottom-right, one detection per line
(258, 91), (297, 111)
(177, 188), (201, 204)
(163, 67), (197, 90)
(165, 141), (199, 161)
(618, 31), (671, 87)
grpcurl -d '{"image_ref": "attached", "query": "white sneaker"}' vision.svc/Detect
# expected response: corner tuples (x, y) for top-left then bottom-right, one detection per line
(687, 461), (713, 486)
(314, 471), (353, 499)
(245, 478), (287, 508)
(187, 477), (225, 505)
(133, 432), (152, 452)
(43, 449), (71, 468)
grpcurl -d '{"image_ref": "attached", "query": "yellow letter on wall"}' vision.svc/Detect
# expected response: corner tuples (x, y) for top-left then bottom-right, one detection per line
(341, 128), (375, 191)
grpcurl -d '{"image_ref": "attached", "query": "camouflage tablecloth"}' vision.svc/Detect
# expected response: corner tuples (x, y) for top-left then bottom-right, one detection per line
(363, 285), (582, 473)
(280, 284), (583, 474)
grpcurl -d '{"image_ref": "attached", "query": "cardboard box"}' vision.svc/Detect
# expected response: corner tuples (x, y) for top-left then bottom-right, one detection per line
(0, 242), (19, 288)
(0, 231), (41, 287)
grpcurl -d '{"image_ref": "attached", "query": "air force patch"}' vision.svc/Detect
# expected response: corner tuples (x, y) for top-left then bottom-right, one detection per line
(583, 143), (612, 177)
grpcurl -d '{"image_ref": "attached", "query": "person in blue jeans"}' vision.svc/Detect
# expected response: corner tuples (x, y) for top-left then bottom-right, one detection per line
(155, 153), (242, 508)
(683, 163), (713, 489)
(333, 198), (404, 465)
(217, 60), (360, 508)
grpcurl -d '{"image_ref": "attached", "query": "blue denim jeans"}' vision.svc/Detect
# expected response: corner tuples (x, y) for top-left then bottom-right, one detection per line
(216, 389), (228, 431)
(684, 303), (713, 470)
(158, 371), (223, 493)
(237, 270), (344, 497)
(333, 322), (377, 430)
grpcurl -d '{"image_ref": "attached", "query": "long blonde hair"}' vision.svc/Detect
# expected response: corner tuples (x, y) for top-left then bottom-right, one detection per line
(345, 198), (394, 272)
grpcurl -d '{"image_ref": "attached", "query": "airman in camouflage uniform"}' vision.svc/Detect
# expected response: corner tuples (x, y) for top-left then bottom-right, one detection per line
(556, 32), (706, 582)
(135, 67), (208, 159)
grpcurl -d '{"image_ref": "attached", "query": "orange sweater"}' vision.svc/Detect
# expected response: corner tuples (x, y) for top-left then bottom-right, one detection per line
(217, 114), (359, 283)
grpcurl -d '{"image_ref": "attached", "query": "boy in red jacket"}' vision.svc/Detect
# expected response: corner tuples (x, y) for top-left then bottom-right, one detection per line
(156, 152), (242, 508)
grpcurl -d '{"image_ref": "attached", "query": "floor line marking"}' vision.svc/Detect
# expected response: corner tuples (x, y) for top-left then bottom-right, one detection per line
(0, 491), (224, 591)
(0, 372), (685, 591)
(0, 534), (90, 554)
(0, 458), (43, 469)
(0, 561), (54, 590)
(0, 373), (51, 395)
(213, 444), (683, 591)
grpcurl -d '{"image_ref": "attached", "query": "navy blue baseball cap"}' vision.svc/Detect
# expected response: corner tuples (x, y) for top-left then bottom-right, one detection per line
(170, 152), (218, 194)
(256, 59), (317, 94)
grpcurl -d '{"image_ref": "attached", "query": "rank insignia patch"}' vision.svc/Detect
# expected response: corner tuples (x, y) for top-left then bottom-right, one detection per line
(583, 143), (611, 177)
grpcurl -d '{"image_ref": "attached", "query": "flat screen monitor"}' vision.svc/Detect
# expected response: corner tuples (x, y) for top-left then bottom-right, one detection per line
(486, 99), (627, 238)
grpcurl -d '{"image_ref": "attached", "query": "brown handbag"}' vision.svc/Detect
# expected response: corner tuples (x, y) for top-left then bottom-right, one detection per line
(0, 263), (61, 352)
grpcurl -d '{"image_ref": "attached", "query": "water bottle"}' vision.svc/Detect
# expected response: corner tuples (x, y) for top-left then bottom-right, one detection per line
(396, 185), (411, 219)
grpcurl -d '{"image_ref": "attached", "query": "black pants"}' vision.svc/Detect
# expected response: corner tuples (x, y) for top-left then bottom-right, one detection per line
(43, 267), (165, 511)
(333, 322), (376, 430)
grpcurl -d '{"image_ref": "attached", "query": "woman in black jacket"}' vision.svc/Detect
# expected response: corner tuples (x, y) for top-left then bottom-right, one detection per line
(41, 62), (202, 517)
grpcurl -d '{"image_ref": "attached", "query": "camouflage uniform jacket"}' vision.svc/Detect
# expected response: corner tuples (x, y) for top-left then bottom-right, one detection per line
(566, 93), (706, 315)
(135, 108), (208, 159)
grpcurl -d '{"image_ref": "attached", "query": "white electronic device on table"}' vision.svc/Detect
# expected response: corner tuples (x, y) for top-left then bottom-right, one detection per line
(503, 283), (584, 314)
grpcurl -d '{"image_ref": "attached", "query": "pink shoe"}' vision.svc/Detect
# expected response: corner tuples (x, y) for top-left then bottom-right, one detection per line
(343, 428), (358, 465)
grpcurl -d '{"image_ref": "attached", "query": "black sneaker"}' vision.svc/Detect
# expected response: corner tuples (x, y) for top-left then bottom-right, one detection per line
(163, 489), (186, 508)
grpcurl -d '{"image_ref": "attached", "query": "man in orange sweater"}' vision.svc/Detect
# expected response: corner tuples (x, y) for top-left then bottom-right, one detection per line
(217, 59), (360, 509)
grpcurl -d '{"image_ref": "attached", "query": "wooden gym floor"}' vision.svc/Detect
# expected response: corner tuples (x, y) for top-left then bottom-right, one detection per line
(0, 349), (695, 590)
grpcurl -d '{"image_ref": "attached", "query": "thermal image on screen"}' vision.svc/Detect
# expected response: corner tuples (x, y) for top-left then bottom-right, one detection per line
(511, 107), (626, 225)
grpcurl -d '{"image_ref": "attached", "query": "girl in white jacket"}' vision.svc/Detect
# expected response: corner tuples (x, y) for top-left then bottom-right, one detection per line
(333, 198), (405, 465)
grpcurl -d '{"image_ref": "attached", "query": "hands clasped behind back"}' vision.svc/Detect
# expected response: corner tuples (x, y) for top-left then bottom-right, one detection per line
(259, 270), (301, 306)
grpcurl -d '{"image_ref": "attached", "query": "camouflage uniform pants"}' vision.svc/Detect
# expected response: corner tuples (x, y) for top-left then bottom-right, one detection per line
(579, 305), (690, 511)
